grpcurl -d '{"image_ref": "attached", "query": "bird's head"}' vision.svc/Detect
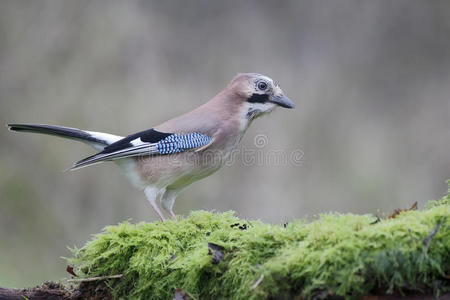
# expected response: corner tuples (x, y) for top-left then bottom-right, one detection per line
(228, 73), (294, 121)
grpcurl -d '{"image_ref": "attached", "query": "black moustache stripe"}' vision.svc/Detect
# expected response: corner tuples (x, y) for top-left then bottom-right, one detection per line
(247, 93), (269, 104)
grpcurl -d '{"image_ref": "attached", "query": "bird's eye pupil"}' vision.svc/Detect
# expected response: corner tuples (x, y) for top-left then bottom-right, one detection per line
(258, 81), (267, 90)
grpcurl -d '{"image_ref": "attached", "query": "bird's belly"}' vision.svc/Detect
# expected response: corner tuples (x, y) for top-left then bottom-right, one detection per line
(166, 163), (221, 190)
(133, 151), (223, 189)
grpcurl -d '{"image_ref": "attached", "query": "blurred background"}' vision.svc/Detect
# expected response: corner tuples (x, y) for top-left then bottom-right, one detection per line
(1, 0), (450, 288)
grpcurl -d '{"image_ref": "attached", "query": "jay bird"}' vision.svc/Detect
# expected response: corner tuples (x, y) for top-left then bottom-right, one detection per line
(8, 73), (294, 221)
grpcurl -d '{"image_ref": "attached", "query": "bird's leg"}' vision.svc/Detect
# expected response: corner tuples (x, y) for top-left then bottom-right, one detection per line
(161, 188), (180, 219)
(144, 187), (166, 222)
(169, 205), (178, 218)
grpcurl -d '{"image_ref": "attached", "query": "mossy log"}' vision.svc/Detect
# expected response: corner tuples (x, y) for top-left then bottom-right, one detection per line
(1, 190), (449, 299)
(65, 193), (449, 299)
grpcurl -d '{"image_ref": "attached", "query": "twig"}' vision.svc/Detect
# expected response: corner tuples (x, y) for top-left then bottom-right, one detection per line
(67, 274), (123, 282)
(251, 274), (264, 290)
(423, 219), (444, 250)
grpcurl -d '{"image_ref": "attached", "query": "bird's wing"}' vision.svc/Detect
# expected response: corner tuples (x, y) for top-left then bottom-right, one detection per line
(70, 128), (212, 170)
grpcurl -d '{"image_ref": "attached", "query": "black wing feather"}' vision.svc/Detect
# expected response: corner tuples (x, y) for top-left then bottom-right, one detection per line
(102, 129), (171, 154)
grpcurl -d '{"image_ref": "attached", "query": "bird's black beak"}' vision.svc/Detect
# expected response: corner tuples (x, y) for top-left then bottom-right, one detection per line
(269, 94), (295, 109)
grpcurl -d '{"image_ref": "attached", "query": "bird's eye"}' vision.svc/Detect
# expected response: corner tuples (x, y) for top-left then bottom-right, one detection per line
(257, 81), (268, 91)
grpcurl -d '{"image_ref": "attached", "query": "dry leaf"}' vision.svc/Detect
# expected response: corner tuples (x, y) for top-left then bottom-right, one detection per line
(388, 201), (417, 219)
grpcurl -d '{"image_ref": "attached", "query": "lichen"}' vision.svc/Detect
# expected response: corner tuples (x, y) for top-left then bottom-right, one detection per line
(68, 191), (450, 299)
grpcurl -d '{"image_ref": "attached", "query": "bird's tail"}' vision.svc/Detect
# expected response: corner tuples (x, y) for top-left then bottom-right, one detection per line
(8, 123), (122, 151)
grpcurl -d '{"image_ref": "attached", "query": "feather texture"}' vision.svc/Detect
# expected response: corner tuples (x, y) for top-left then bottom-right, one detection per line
(70, 132), (212, 170)
(157, 133), (212, 154)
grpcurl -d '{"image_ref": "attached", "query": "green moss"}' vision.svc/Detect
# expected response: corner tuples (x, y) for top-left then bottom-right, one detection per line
(68, 195), (449, 299)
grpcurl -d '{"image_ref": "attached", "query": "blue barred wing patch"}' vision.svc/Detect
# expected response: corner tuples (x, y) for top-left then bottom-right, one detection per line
(156, 133), (212, 154)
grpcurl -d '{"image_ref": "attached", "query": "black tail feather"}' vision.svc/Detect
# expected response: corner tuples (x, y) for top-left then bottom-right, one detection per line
(8, 123), (109, 146)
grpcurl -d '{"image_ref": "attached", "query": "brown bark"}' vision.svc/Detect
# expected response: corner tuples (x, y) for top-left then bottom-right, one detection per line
(0, 281), (112, 300)
(0, 282), (449, 300)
